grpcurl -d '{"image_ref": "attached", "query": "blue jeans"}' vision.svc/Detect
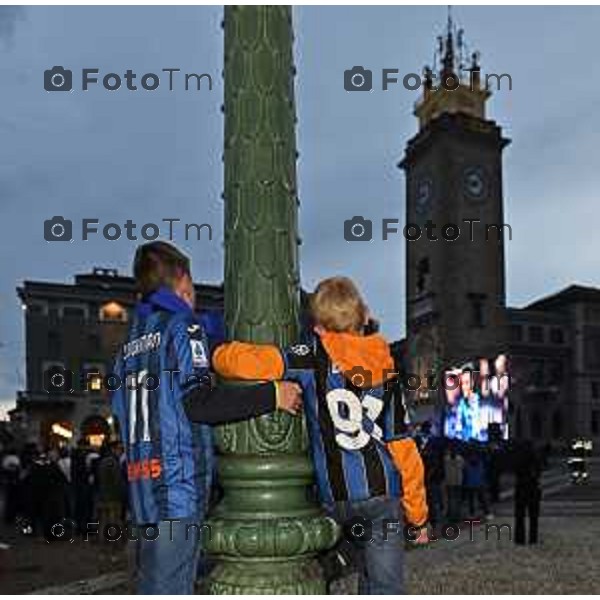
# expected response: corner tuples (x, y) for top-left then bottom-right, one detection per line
(328, 496), (404, 595)
(135, 516), (203, 594)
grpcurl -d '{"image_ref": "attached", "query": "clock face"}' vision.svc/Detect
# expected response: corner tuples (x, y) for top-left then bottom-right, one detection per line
(463, 166), (487, 200)
(415, 177), (433, 215)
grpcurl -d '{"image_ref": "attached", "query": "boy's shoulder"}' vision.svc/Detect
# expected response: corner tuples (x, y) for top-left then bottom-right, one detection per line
(162, 310), (206, 340)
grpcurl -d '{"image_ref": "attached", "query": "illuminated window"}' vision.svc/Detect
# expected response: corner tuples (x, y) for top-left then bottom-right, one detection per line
(89, 374), (103, 391)
(87, 434), (105, 448)
(82, 363), (105, 393)
(51, 422), (74, 440)
(99, 301), (128, 322)
(80, 415), (110, 448)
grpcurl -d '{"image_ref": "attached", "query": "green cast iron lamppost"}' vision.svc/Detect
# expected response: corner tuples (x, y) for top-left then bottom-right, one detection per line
(205, 6), (338, 594)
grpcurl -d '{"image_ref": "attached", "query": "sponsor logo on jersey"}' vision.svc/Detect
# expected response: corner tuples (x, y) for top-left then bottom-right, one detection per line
(190, 339), (208, 368)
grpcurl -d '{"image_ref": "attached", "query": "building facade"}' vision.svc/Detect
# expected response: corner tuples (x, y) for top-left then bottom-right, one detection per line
(508, 286), (600, 449)
(12, 267), (223, 447)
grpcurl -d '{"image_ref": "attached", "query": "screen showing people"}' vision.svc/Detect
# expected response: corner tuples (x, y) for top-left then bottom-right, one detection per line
(443, 354), (510, 442)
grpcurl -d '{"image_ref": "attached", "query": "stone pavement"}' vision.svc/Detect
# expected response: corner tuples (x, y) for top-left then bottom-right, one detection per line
(0, 523), (131, 595)
(404, 458), (600, 594)
(404, 515), (600, 594)
(2, 460), (597, 594)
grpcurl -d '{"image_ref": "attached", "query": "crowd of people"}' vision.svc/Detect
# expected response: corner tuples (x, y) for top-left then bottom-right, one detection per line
(0, 439), (127, 542)
(416, 428), (544, 545)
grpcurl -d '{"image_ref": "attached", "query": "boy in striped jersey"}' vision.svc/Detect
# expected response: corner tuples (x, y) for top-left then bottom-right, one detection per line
(111, 241), (302, 594)
(213, 276), (428, 594)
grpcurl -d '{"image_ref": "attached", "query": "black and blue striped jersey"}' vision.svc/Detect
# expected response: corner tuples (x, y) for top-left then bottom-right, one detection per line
(285, 337), (403, 505)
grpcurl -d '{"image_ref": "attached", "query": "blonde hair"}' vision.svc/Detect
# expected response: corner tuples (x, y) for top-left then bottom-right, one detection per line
(311, 276), (367, 333)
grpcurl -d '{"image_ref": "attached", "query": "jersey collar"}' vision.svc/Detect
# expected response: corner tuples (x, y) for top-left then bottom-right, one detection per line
(135, 286), (193, 318)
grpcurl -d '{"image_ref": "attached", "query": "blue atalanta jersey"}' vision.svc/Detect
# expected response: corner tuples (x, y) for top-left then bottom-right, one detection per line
(111, 290), (214, 524)
(284, 340), (402, 505)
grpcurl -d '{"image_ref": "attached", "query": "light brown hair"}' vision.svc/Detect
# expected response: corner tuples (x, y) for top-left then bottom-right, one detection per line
(311, 276), (367, 333)
(133, 241), (191, 297)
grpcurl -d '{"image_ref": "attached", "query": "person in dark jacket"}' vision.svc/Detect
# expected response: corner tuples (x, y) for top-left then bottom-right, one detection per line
(463, 450), (490, 518)
(22, 450), (68, 539)
(95, 442), (127, 542)
(1, 448), (21, 524)
(72, 439), (92, 532)
(513, 440), (542, 545)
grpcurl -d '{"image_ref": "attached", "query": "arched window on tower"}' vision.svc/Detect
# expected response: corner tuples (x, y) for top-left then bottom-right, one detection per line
(467, 293), (486, 328)
(416, 257), (430, 295)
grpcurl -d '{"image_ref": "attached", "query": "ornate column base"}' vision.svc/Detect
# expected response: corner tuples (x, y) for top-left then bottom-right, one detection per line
(207, 559), (327, 595)
(205, 417), (339, 595)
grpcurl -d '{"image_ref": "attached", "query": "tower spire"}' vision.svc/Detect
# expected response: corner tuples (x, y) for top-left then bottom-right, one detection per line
(441, 5), (455, 83)
(415, 8), (490, 130)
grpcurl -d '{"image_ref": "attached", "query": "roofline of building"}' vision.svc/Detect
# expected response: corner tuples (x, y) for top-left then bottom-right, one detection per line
(17, 268), (224, 303)
(507, 283), (600, 313)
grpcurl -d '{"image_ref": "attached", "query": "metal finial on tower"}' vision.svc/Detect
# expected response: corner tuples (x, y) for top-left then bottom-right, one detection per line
(457, 28), (465, 71)
(436, 34), (443, 66)
(441, 6), (455, 78)
(416, 7), (491, 126)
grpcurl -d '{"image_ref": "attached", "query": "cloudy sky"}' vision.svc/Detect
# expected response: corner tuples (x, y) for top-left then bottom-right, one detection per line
(1, 5), (600, 416)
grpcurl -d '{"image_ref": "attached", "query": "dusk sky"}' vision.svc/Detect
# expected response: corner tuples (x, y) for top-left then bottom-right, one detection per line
(1, 5), (600, 416)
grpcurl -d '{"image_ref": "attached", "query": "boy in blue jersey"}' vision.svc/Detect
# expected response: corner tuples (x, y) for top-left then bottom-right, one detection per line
(213, 276), (428, 594)
(111, 241), (302, 595)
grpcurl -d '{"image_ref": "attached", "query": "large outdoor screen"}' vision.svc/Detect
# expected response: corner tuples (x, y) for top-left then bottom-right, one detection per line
(443, 354), (510, 442)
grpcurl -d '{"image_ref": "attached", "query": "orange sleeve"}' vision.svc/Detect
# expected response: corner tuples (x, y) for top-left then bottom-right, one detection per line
(387, 438), (428, 527)
(212, 341), (285, 381)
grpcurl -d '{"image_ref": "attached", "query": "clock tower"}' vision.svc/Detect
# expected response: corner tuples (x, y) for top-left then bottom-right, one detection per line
(400, 16), (510, 391)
